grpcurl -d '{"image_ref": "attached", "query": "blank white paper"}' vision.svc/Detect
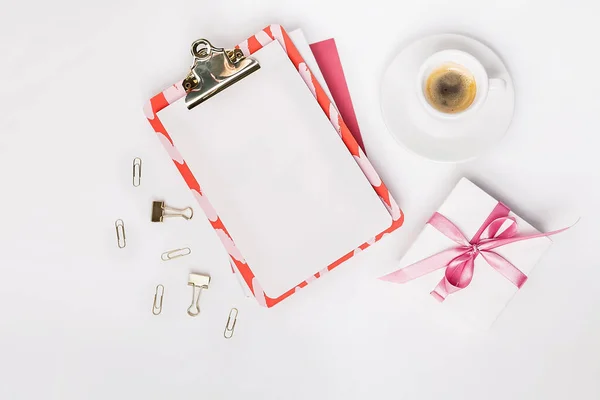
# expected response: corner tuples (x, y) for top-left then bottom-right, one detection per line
(158, 40), (391, 298)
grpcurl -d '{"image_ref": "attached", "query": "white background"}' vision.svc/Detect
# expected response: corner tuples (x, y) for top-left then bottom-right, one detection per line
(0, 0), (597, 399)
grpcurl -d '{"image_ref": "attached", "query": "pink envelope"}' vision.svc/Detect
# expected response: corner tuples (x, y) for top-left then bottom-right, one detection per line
(311, 39), (365, 153)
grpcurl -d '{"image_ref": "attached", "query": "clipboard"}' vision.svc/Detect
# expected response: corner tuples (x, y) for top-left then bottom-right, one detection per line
(144, 25), (404, 307)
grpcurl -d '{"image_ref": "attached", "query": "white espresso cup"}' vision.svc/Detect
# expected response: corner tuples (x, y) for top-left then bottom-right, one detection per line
(416, 49), (505, 119)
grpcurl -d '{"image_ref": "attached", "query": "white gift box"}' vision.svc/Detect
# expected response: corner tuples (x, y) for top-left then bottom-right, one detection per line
(382, 178), (552, 330)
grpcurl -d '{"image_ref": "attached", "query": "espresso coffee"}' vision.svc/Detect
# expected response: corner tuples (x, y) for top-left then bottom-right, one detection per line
(424, 63), (477, 114)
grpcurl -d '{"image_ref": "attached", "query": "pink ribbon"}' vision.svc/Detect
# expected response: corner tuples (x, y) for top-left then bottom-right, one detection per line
(380, 203), (569, 302)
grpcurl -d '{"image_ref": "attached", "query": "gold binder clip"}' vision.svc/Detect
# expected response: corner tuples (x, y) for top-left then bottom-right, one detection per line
(182, 39), (260, 110)
(161, 247), (191, 261)
(152, 285), (164, 315)
(187, 273), (210, 317)
(151, 201), (193, 222)
(115, 219), (126, 248)
(224, 308), (238, 339)
(133, 157), (142, 187)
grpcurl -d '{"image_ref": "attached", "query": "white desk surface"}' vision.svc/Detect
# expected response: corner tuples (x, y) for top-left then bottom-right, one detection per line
(0, 1), (597, 399)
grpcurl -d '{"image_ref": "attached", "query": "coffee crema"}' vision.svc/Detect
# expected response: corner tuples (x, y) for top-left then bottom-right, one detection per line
(424, 63), (477, 114)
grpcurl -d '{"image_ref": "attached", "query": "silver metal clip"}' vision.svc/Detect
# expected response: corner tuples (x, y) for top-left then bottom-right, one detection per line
(133, 157), (142, 187)
(182, 39), (260, 110)
(152, 285), (164, 315)
(224, 308), (238, 339)
(161, 247), (191, 261)
(151, 201), (193, 222)
(187, 273), (210, 317)
(115, 219), (126, 248)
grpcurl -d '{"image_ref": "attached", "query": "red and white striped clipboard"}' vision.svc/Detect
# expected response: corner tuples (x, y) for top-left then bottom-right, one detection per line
(144, 25), (404, 307)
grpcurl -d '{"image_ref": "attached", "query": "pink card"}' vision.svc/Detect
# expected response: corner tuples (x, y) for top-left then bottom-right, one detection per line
(310, 39), (365, 153)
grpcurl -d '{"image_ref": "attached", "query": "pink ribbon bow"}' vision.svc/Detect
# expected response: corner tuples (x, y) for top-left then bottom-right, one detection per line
(380, 202), (569, 302)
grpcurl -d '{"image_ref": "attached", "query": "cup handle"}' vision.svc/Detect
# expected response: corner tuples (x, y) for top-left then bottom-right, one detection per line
(489, 78), (506, 90)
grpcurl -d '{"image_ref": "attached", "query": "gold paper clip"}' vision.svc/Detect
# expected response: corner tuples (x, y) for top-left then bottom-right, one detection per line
(161, 247), (191, 261)
(224, 308), (238, 339)
(187, 273), (210, 317)
(133, 157), (142, 187)
(152, 285), (164, 315)
(115, 219), (126, 248)
(151, 201), (193, 222)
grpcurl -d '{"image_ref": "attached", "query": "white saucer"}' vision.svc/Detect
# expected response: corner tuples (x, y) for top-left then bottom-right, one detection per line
(381, 34), (515, 163)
